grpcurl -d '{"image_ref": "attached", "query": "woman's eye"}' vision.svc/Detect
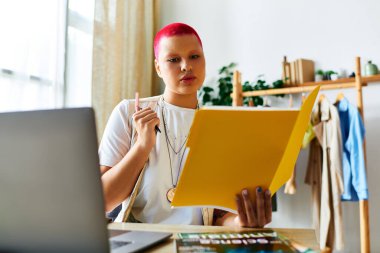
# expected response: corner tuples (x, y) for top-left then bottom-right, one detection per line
(168, 57), (180, 63)
(191, 55), (200, 59)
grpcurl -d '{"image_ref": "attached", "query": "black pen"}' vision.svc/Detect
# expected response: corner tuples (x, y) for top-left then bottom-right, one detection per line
(135, 92), (161, 133)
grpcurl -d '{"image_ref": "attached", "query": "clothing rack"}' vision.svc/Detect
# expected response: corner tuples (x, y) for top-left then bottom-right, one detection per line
(231, 57), (380, 253)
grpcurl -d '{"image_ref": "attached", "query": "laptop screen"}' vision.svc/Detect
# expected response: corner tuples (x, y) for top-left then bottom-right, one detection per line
(0, 108), (109, 253)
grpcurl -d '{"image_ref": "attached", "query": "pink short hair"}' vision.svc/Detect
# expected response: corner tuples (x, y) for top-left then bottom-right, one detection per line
(153, 23), (203, 59)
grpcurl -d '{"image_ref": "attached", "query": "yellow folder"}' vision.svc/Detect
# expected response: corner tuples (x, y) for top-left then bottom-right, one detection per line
(171, 86), (320, 212)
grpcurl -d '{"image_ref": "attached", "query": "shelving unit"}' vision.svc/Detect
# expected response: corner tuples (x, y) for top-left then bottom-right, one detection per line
(231, 57), (377, 253)
(239, 74), (380, 97)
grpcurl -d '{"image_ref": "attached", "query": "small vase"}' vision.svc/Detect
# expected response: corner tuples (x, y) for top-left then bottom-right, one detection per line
(338, 69), (347, 78)
(365, 61), (379, 76)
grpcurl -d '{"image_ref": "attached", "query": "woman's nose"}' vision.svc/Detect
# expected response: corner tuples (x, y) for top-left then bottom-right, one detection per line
(181, 60), (192, 72)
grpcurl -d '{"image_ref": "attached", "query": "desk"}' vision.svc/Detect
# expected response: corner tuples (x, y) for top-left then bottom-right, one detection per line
(109, 222), (319, 252)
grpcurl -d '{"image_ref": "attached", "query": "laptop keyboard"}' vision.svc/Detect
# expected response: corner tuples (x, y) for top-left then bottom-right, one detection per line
(110, 240), (131, 249)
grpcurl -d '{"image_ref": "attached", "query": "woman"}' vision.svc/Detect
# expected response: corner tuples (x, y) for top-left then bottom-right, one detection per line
(99, 22), (272, 227)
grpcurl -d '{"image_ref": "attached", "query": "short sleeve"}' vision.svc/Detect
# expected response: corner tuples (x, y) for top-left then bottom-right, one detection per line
(98, 100), (132, 167)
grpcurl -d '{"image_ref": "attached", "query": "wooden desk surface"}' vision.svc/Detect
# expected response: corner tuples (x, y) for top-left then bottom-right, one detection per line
(109, 222), (319, 252)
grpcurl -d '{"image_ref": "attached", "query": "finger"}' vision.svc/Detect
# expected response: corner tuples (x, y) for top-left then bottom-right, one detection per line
(242, 189), (257, 227)
(139, 112), (158, 124)
(265, 189), (272, 223)
(134, 111), (156, 124)
(133, 107), (153, 120)
(235, 194), (248, 227)
(255, 187), (265, 227)
(135, 92), (140, 111)
(147, 117), (160, 129)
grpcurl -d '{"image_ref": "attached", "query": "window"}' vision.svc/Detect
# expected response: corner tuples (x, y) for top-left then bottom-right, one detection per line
(0, 0), (94, 112)
(65, 0), (95, 107)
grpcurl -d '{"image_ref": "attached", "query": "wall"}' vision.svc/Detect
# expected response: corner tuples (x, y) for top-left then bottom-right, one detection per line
(158, 0), (380, 252)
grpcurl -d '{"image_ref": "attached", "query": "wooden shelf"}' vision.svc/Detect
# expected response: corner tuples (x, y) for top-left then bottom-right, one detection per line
(242, 74), (380, 97)
(232, 57), (373, 253)
(362, 73), (380, 83)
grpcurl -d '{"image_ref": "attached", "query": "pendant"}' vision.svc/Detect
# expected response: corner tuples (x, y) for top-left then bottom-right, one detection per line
(166, 187), (176, 203)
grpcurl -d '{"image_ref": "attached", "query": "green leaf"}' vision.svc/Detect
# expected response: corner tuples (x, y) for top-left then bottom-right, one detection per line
(272, 79), (284, 89)
(212, 98), (221, 105)
(224, 76), (232, 82)
(228, 62), (237, 68)
(202, 86), (214, 93)
(254, 96), (264, 106)
(202, 93), (211, 104)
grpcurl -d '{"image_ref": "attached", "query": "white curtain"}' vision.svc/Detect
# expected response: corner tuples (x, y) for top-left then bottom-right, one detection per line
(92, 0), (158, 139)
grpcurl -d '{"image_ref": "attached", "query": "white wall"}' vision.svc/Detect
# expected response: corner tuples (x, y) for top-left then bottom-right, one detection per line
(158, 0), (380, 252)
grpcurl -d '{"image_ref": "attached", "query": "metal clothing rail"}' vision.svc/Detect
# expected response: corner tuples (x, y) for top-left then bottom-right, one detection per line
(232, 57), (376, 253)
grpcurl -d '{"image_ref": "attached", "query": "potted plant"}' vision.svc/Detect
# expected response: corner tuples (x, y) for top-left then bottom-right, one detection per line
(199, 63), (284, 107)
(199, 63), (236, 106)
(325, 70), (338, 80)
(315, 69), (324, 82)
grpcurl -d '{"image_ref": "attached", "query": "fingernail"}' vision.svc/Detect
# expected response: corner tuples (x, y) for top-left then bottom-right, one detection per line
(243, 189), (249, 196)
(257, 187), (262, 193)
(266, 190), (271, 196)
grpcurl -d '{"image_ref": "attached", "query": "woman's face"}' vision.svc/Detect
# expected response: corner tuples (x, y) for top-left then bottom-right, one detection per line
(155, 34), (205, 96)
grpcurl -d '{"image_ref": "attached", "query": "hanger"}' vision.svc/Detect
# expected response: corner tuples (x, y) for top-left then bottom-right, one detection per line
(318, 94), (326, 103)
(336, 92), (345, 103)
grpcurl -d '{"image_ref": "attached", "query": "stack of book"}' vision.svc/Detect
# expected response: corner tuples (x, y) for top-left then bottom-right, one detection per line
(282, 57), (315, 85)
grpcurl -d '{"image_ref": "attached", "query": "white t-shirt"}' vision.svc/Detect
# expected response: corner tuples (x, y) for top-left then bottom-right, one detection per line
(99, 97), (203, 225)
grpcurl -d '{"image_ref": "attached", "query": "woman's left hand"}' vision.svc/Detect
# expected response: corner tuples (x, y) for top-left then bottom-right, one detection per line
(234, 187), (272, 228)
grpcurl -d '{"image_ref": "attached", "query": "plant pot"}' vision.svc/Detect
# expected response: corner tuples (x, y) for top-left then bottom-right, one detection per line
(315, 74), (323, 82)
(330, 73), (339, 81)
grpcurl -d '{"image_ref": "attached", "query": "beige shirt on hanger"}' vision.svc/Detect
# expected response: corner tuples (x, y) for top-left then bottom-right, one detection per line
(305, 97), (344, 250)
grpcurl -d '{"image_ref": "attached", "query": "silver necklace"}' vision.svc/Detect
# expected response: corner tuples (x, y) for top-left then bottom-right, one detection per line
(161, 100), (190, 155)
(160, 97), (198, 202)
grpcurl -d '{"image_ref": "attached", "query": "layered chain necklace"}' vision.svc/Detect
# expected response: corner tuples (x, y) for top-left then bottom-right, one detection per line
(161, 97), (198, 203)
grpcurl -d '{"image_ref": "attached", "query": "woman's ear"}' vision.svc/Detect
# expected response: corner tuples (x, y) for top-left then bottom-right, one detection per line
(154, 59), (162, 78)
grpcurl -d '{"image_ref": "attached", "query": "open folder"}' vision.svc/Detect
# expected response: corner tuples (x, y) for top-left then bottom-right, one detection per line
(171, 86), (320, 212)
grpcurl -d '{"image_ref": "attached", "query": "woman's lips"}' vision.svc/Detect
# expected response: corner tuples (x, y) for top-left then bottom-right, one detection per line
(180, 76), (196, 84)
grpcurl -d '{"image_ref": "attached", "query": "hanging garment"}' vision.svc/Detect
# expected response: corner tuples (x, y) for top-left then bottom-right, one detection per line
(305, 137), (322, 242)
(305, 98), (344, 250)
(335, 97), (368, 201)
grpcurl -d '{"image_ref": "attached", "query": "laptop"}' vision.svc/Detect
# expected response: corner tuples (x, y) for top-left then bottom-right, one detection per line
(0, 108), (171, 253)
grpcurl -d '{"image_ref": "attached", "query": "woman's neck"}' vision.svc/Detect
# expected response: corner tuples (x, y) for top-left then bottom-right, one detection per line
(163, 91), (198, 109)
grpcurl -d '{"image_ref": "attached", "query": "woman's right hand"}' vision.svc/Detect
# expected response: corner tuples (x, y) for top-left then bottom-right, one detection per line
(132, 107), (160, 151)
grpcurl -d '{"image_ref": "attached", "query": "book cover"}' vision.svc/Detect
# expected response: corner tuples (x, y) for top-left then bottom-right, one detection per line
(175, 230), (298, 253)
(297, 59), (315, 84)
(290, 61), (296, 85)
(294, 60), (300, 85)
(171, 86), (319, 212)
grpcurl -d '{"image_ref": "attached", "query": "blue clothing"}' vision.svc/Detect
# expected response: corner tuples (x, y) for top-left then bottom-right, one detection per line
(336, 98), (368, 201)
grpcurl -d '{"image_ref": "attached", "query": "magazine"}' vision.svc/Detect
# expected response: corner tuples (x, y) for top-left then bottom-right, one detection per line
(171, 86), (320, 212)
(175, 229), (301, 253)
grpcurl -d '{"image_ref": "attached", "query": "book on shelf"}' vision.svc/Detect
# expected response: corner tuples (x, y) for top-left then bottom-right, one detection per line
(290, 61), (297, 85)
(295, 59), (300, 84)
(175, 230), (305, 253)
(286, 58), (315, 85)
(171, 86), (320, 212)
(297, 59), (315, 84)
